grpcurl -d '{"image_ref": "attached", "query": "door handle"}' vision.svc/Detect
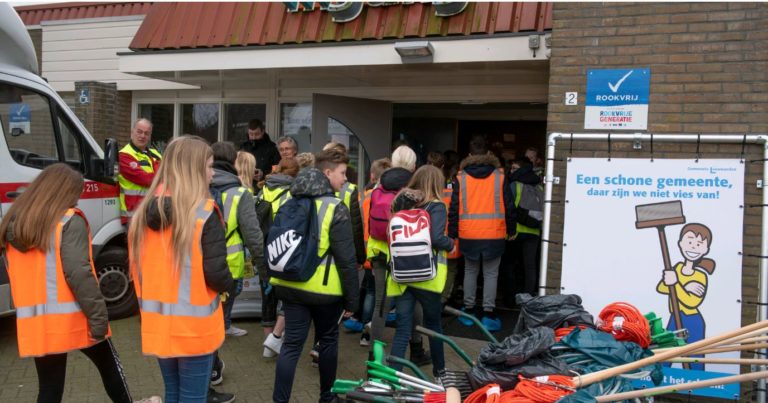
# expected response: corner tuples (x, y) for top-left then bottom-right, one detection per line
(5, 192), (21, 199)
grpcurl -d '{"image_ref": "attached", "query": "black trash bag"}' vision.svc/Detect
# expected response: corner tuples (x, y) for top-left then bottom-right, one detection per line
(514, 293), (595, 334)
(469, 327), (571, 390)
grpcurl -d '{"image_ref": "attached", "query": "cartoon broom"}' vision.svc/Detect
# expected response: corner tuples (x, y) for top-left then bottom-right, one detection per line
(635, 200), (688, 367)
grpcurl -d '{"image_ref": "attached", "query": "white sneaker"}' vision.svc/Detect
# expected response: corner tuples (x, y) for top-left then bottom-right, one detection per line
(134, 397), (162, 403)
(263, 346), (277, 358)
(263, 333), (283, 355)
(225, 326), (248, 337)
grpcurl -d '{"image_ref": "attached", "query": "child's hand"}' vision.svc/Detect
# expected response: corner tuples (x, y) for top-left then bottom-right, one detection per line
(663, 270), (678, 286)
(684, 281), (706, 297)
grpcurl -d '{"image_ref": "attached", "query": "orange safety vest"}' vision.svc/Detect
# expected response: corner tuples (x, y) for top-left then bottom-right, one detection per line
(132, 199), (224, 358)
(6, 208), (106, 357)
(360, 188), (373, 269)
(457, 169), (506, 240)
(441, 187), (461, 259)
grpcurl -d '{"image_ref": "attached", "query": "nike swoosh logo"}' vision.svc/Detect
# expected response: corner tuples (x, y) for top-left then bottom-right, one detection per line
(608, 70), (633, 93)
(269, 235), (302, 272)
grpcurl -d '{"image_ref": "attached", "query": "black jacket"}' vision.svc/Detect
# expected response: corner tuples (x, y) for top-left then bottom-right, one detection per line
(379, 167), (413, 192)
(240, 134), (280, 176)
(274, 168), (359, 312)
(348, 188), (366, 265)
(505, 166), (543, 237)
(448, 153), (511, 261)
(146, 198), (233, 293)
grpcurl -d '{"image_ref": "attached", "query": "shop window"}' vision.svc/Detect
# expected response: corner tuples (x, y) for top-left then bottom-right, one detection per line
(224, 104), (266, 145)
(138, 104), (174, 152)
(280, 103), (311, 154)
(181, 103), (218, 145)
(0, 82), (59, 169)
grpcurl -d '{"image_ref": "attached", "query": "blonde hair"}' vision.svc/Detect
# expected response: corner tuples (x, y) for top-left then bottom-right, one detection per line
(392, 145), (417, 172)
(0, 163), (83, 252)
(406, 165), (444, 206)
(323, 142), (347, 155)
(296, 152), (315, 169)
(128, 136), (213, 274)
(370, 158), (392, 183)
(235, 151), (256, 191)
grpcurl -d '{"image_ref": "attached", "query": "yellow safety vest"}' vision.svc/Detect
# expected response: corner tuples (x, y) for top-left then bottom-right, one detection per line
(221, 187), (247, 279)
(270, 197), (343, 296)
(261, 186), (292, 219)
(514, 182), (542, 236)
(336, 182), (356, 209)
(118, 144), (161, 219)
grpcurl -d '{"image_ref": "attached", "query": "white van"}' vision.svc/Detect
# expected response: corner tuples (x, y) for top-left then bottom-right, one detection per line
(0, 3), (135, 319)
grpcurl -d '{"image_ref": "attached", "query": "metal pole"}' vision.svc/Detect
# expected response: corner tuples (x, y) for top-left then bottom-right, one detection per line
(538, 134), (768, 403)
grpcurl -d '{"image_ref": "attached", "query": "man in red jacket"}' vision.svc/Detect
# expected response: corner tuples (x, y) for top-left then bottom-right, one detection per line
(118, 118), (162, 224)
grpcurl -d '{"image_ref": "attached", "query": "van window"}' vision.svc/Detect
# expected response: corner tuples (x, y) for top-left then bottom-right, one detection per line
(58, 113), (83, 172)
(0, 82), (59, 169)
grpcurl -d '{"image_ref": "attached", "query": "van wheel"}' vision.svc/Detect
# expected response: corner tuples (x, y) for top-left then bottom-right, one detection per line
(95, 247), (138, 320)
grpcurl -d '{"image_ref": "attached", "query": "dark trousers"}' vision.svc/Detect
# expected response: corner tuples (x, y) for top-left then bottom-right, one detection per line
(273, 301), (342, 403)
(33, 338), (131, 403)
(515, 233), (541, 296)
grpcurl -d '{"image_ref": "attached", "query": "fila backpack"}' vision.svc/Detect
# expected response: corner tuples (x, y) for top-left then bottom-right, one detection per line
(265, 197), (325, 282)
(388, 209), (436, 283)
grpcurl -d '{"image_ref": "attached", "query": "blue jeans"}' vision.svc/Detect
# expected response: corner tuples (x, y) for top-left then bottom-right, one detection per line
(391, 287), (445, 377)
(360, 270), (376, 324)
(223, 278), (243, 329)
(665, 311), (706, 370)
(273, 301), (342, 403)
(157, 354), (214, 403)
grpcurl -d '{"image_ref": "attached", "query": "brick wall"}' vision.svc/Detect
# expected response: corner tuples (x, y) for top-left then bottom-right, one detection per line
(545, 0), (768, 361)
(73, 82), (132, 148)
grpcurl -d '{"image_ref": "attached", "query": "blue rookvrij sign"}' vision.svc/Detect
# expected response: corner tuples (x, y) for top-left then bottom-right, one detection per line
(585, 68), (650, 130)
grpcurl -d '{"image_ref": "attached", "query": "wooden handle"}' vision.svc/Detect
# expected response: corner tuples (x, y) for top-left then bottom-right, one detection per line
(665, 358), (768, 365)
(595, 371), (768, 402)
(575, 320), (768, 387)
(685, 342), (768, 356)
(446, 387), (462, 403)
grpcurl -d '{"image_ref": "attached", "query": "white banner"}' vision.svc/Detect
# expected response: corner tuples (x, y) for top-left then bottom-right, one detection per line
(561, 158), (745, 398)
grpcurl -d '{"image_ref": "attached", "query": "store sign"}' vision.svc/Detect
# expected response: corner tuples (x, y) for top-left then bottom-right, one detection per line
(284, 2), (468, 23)
(585, 68), (650, 130)
(561, 158), (744, 399)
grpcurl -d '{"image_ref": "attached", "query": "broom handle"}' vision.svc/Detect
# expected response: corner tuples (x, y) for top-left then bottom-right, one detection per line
(685, 342), (768, 356)
(658, 228), (685, 336)
(653, 330), (768, 354)
(657, 227), (689, 370)
(594, 371), (768, 402)
(575, 320), (768, 387)
(665, 357), (768, 365)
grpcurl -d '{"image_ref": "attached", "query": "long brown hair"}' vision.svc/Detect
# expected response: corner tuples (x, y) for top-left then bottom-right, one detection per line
(128, 136), (213, 273)
(0, 163), (84, 252)
(406, 165), (445, 207)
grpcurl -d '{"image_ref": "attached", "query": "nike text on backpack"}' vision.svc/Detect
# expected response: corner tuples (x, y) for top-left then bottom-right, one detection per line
(266, 197), (329, 281)
(388, 209), (436, 283)
(516, 182), (544, 229)
(368, 187), (398, 240)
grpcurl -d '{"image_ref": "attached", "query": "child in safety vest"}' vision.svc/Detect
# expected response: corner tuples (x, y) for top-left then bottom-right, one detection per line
(270, 149), (359, 403)
(387, 165), (455, 380)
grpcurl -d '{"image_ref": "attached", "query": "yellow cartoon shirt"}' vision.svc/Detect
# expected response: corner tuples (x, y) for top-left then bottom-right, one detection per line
(656, 262), (707, 315)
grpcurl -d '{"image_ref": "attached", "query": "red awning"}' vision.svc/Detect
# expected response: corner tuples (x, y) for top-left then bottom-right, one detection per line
(129, 2), (552, 51)
(15, 2), (152, 26)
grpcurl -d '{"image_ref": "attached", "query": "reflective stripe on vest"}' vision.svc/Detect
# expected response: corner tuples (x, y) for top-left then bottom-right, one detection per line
(137, 201), (220, 318)
(386, 247), (449, 297)
(222, 187), (246, 279)
(270, 197), (343, 296)
(514, 182), (541, 236)
(457, 169), (506, 240)
(7, 208), (103, 357)
(118, 144), (161, 218)
(336, 182), (356, 209)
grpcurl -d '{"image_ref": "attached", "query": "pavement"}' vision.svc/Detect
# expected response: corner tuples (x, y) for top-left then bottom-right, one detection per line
(0, 315), (488, 402)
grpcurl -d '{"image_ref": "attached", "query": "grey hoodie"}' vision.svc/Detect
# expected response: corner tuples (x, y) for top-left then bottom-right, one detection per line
(274, 168), (359, 312)
(211, 168), (266, 275)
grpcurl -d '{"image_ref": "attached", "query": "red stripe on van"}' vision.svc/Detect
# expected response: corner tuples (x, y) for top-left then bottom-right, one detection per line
(0, 182), (118, 203)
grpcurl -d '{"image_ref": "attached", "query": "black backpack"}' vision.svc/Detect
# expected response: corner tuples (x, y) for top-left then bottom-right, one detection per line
(266, 197), (334, 282)
(515, 182), (544, 229)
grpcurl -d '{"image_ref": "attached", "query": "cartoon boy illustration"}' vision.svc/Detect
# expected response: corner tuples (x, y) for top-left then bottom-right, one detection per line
(656, 223), (715, 371)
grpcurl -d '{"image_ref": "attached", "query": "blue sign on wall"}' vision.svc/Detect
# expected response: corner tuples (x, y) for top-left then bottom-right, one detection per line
(585, 68), (650, 130)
